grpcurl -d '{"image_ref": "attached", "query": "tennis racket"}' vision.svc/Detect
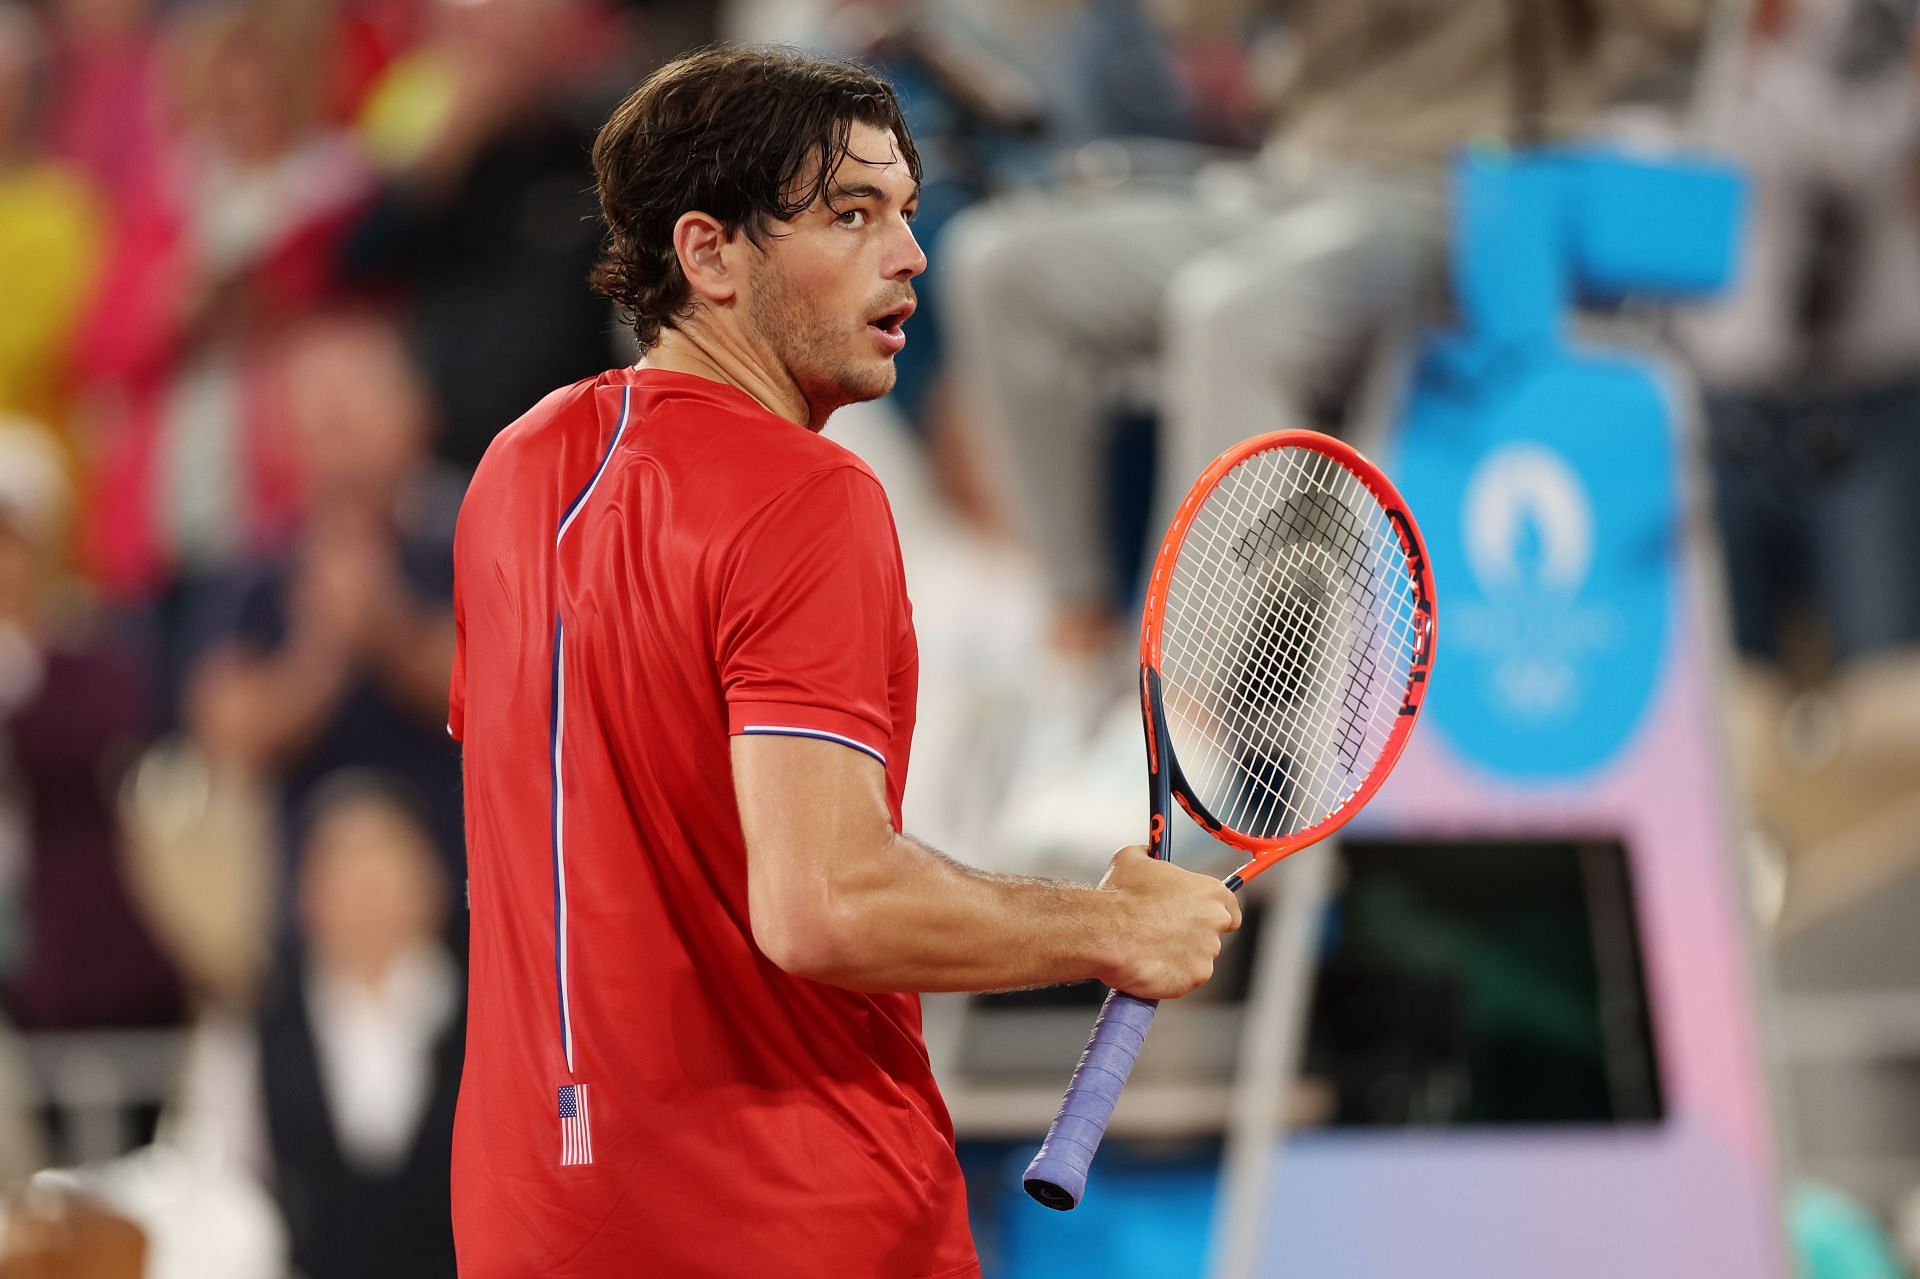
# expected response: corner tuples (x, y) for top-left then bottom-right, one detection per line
(1023, 430), (1437, 1211)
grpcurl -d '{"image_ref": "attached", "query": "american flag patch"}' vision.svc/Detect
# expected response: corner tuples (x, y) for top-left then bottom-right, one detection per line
(558, 1084), (594, 1166)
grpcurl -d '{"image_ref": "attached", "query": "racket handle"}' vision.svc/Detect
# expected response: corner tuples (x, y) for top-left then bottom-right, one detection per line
(1022, 989), (1160, 1210)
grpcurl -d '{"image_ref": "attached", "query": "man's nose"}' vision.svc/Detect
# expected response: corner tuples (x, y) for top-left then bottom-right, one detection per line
(889, 221), (927, 281)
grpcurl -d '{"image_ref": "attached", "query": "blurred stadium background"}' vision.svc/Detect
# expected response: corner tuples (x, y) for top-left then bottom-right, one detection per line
(1, 0), (1919, 1274)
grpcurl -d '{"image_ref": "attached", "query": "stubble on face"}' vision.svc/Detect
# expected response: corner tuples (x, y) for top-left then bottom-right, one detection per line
(746, 252), (897, 422)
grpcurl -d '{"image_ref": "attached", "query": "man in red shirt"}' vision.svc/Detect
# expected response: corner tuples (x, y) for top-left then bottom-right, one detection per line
(449, 46), (1241, 1277)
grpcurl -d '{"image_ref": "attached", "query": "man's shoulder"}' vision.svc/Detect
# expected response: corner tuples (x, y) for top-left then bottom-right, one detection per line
(727, 437), (885, 517)
(455, 370), (891, 554)
(452, 375), (605, 573)
(459, 372), (622, 516)
(620, 374), (887, 518)
(633, 373), (877, 468)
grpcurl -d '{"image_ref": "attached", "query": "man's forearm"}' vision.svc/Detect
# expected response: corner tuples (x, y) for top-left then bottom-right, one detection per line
(759, 833), (1123, 994)
(734, 733), (1234, 1000)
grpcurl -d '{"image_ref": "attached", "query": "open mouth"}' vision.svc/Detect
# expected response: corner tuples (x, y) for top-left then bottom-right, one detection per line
(866, 301), (915, 336)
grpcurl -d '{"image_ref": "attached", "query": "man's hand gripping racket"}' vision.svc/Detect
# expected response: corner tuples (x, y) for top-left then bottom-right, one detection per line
(1023, 430), (1437, 1211)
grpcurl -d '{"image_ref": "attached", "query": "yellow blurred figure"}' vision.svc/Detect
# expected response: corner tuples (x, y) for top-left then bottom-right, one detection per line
(0, 4), (104, 453)
(0, 167), (101, 429)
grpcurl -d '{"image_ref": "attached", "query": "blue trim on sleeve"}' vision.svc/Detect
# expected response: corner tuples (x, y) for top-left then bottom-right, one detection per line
(739, 724), (888, 767)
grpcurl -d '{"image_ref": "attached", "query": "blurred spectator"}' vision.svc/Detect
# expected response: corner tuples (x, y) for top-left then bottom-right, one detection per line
(0, 4), (105, 465)
(184, 315), (463, 916)
(72, 0), (371, 624)
(1680, 0), (1920, 668)
(40, 0), (164, 216)
(942, 0), (1709, 665)
(326, 0), (432, 127)
(0, 422), (183, 1033)
(116, 734), (277, 1008)
(170, 773), (461, 1279)
(834, 0), (1196, 526)
(342, 0), (622, 470)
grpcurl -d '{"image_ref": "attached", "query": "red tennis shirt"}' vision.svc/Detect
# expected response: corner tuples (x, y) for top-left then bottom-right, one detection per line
(448, 367), (979, 1278)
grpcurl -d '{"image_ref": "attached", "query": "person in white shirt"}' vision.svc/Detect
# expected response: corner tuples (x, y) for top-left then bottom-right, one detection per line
(170, 771), (462, 1279)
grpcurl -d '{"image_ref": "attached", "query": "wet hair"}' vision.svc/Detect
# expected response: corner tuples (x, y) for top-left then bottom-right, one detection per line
(589, 45), (921, 352)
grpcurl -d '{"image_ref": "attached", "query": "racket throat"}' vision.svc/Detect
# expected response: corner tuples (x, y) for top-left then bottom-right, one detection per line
(1143, 666), (1176, 862)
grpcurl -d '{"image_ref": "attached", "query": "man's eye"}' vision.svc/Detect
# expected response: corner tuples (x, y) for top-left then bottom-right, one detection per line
(835, 209), (868, 228)
(903, 207), (918, 224)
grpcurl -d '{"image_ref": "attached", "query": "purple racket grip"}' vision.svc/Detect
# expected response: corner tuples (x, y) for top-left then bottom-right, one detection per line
(1022, 989), (1161, 1210)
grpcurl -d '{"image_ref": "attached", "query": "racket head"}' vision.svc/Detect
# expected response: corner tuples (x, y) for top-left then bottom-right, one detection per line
(1140, 430), (1435, 882)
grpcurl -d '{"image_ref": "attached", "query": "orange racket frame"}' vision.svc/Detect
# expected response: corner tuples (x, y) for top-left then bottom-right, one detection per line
(1025, 429), (1436, 1211)
(1138, 429), (1437, 889)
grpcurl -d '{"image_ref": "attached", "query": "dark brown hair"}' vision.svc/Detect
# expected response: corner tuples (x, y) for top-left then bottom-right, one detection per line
(589, 45), (922, 352)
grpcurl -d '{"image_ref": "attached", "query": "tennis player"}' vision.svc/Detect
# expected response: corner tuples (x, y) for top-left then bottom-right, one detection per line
(448, 46), (1242, 1277)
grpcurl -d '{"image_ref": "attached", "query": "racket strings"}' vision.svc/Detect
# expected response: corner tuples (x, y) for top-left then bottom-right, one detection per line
(1167, 481), (1372, 798)
(1198, 472), (1417, 835)
(1185, 457), (1419, 834)
(1203, 553), (1357, 830)
(1157, 446), (1423, 840)
(1222, 489), (1375, 767)
(1184, 555), (1373, 835)
(1165, 477), (1407, 836)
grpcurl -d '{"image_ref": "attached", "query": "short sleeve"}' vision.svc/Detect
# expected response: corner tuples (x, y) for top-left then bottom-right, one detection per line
(718, 467), (904, 766)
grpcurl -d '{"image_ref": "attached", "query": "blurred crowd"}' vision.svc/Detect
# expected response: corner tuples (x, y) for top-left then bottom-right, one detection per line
(0, 0), (1916, 1274)
(0, 0), (652, 1265)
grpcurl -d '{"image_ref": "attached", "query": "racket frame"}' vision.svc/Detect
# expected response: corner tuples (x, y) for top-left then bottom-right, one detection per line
(1139, 429), (1436, 888)
(1023, 429), (1436, 1212)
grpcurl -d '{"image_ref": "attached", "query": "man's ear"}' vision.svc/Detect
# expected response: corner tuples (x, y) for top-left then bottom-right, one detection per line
(674, 210), (745, 306)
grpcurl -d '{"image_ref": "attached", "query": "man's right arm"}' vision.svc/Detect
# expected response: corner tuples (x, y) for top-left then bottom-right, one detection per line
(731, 733), (1241, 999)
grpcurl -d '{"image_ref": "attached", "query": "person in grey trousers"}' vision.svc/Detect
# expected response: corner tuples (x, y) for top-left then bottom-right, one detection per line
(941, 0), (1708, 660)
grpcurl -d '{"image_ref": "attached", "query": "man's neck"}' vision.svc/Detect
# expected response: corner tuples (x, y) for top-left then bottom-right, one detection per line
(639, 324), (824, 431)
